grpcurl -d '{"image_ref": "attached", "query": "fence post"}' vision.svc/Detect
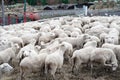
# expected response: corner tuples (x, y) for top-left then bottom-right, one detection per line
(15, 15), (18, 24)
(8, 14), (11, 25)
(2, 0), (5, 26)
(83, 5), (88, 16)
(24, 0), (27, 22)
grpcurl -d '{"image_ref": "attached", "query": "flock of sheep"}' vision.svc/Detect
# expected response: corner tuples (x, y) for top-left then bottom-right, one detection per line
(0, 15), (120, 80)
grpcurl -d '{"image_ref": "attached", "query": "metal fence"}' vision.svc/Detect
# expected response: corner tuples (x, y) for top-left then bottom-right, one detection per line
(38, 8), (85, 18)
(0, 8), (85, 26)
(88, 9), (120, 16)
(1, 8), (120, 26)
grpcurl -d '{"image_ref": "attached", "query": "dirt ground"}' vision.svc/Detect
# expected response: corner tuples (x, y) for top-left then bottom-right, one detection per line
(2, 60), (120, 80)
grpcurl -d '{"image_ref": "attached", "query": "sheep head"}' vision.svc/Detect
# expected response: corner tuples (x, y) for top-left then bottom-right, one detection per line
(0, 63), (14, 74)
(111, 61), (118, 71)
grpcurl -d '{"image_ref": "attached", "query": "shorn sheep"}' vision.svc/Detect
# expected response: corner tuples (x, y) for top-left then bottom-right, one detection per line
(102, 43), (120, 60)
(58, 34), (88, 49)
(90, 48), (118, 71)
(71, 46), (97, 73)
(0, 44), (19, 64)
(19, 52), (48, 80)
(45, 42), (68, 80)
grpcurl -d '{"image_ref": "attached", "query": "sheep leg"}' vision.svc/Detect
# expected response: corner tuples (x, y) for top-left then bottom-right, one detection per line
(72, 57), (81, 74)
(71, 57), (76, 73)
(45, 64), (48, 80)
(90, 62), (93, 77)
(50, 66), (57, 80)
(20, 67), (24, 80)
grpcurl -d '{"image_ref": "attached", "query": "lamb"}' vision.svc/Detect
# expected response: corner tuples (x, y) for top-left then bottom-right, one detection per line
(40, 24), (51, 32)
(52, 28), (68, 38)
(38, 32), (56, 45)
(70, 31), (80, 38)
(0, 44), (19, 64)
(21, 32), (41, 45)
(83, 41), (97, 48)
(19, 50), (49, 80)
(110, 22), (120, 33)
(0, 38), (11, 51)
(45, 42), (68, 80)
(85, 35), (100, 46)
(102, 43), (120, 60)
(49, 20), (61, 30)
(86, 25), (109, 38)
(17, 39), (38, 62)
(57, 34), (88, 49)
(71, 44), (97, 72)
(90, 48), (118, 71)
(104, 35), (115, 44)
(0, 63), (14, 79)
(104, 28), (119, 44)
(62, 25), (82, 35)
(8, 36), (24, 47)
(99, 32), (108, 47)
(61, 42), (73, 64)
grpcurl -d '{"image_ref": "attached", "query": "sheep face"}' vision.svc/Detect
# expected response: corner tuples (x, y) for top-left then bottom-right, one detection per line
(0, 63), (13, 74)
(35, 45), (41, 52)
(0, 39), (10, 46)
(112, 62), (118, 71)
(13, 44), (20, 49)
(105, 36), (114, 44)
(49, 32), (56, 38)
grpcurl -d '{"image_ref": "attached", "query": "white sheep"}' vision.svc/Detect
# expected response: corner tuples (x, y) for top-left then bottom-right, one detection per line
(21, 32), (41, 45)
(40, 24), (51, 32)
(38, 32), (56, 45)
(61, 42), (73, 64)
(102, 43), (120, 60)
(0, 44), (19, 64)
(70, 31), (80, 38)
(71, 46), (96, 72)
(105, 28), (119, 44)
(90, 48), (118, 71)
(45, 42), (68, 80)
(17, 39), (37, 62)
(85, 35), (100, 46)
(99, 32), (108, 47)
(19, 50), (49, 79)
(58, 34), (88, 49)
(0, 63), (13, 79)
(8, 36), (24, 47)
(86, 25), (109, 38)
(83, 41), (97, 48)
(0, 38), (11, 51)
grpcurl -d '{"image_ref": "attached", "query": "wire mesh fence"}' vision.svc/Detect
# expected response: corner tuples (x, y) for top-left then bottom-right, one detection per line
(1, 7), (120, 26)
(0, 8), (85, 26)
(88, 9), (120, 16)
